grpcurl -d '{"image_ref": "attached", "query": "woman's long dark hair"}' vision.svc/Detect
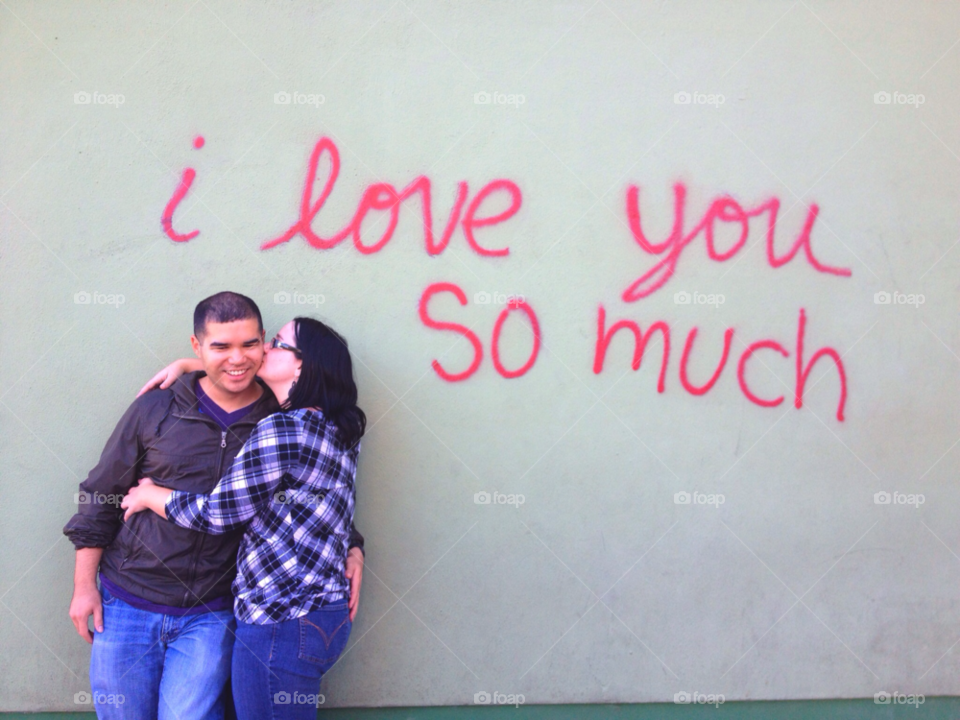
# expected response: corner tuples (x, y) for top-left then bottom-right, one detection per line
(284, 317), (366, 448)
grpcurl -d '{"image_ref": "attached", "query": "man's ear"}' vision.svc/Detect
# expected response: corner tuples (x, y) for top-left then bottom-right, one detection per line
(190, 335), (202, 357)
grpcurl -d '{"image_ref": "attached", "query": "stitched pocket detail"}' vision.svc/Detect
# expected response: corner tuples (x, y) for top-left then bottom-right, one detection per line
(298, 610), (351, 666)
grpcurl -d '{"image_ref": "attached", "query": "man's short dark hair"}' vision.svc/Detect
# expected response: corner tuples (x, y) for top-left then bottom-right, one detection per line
(193, 292), (263, 339)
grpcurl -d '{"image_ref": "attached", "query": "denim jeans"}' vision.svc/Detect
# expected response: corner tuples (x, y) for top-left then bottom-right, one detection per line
(231, 603), (352, 720)
(89, 583), (235, 720)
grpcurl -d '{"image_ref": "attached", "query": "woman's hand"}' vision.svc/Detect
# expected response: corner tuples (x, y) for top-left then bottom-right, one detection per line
(121, 478), (172, 521)
(137, 358), (203, 397)
(345, 547), (364, 621)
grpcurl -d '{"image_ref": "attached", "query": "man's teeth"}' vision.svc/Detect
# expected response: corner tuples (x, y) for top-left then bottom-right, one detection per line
(226, 369), (246, 376)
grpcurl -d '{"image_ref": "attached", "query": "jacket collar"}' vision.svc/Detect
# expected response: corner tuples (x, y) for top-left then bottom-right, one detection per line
(170, 370), (280, 425)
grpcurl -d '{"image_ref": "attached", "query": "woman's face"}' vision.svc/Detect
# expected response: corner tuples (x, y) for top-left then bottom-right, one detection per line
(258, 320), (302, 386)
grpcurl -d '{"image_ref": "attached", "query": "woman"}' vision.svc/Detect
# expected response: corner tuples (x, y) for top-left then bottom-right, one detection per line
(122, 317), (365, 720)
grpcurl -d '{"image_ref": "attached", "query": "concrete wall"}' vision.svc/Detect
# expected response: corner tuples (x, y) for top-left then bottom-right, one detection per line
(2, 0), (959, 711)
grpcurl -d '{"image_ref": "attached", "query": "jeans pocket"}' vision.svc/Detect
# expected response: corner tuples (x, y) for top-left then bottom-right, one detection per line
(99, 585), (117, 606)
(297, 605), (351, 670)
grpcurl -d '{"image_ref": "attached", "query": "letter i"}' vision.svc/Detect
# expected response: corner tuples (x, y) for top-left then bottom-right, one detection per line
(161, 136), (204, 242)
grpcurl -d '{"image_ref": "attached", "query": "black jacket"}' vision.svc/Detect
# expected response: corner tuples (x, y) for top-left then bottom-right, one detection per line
(63, 372), (364, 608)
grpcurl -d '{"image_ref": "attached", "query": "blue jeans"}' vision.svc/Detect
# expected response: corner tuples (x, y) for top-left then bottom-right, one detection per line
(231, 603), (352, 720)
(89, 584), (235, 720)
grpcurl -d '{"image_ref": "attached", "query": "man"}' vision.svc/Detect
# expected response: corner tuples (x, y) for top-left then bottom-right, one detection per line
(64, 292), (364, 720)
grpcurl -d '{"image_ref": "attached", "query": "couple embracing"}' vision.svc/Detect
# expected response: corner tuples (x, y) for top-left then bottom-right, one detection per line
(64, 291), (366, 719)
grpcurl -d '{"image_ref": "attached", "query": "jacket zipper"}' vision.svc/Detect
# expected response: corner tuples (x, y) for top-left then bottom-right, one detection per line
(184, 429), (229, 606)
(164, 374), (272, 607)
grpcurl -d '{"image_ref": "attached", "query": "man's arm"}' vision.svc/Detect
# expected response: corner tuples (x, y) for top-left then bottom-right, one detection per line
(63, 396), (147, 642)
(63, 398), (146, 548)
(69, 548), (103, 644)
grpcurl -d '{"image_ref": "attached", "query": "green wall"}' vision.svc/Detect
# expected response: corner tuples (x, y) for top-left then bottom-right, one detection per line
(4, 0), (960, 712)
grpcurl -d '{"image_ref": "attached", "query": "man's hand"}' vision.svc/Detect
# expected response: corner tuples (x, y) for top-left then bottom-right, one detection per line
(345, 547), (364, 622)
(70, 548), (104, 644)
(69, 584), (103, 644)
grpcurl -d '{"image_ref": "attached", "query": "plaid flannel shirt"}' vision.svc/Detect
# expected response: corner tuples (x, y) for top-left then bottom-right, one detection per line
(165, 408), (358, 624)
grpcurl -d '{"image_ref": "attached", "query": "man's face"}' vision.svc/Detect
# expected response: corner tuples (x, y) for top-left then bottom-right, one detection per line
(190, 318), (265, 395)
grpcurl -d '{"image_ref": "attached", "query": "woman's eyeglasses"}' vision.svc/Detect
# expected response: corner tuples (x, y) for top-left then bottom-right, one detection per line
(270, 336), (302, 358)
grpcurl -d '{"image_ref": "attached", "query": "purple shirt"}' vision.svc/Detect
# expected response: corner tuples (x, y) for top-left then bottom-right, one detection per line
(195, 378), (260, 431)
(99, 573), (232, 616)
